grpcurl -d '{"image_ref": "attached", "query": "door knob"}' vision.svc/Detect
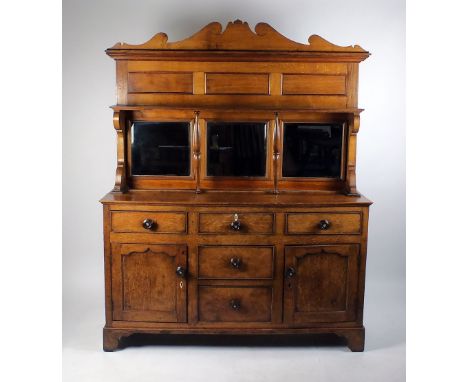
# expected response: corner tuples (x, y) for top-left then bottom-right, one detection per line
(285, 267), (296, 278)
(175, 266), (186, 278)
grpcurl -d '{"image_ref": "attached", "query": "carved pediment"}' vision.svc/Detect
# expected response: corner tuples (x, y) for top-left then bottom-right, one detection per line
(108, 20), (368, 54)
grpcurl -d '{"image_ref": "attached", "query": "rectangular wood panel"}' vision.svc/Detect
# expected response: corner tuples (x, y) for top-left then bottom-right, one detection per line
(282, 74), (346, 95)
(126, 93), (348, 108)
(127, 61), (348, 75)
(128, 72), (193, 94)
(206, 73), (270, 94)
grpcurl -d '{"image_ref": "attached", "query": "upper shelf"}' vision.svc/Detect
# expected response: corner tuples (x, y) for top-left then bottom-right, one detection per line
(106, 20), (370, 62)
(110, 104), (364, 114)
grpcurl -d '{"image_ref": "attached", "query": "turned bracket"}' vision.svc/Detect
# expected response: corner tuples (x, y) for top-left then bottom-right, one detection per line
(112, 110), (128, 193)
(193, 111), (201, 194)
(345, 114), (360, 196)
(272, 112), (281, 194)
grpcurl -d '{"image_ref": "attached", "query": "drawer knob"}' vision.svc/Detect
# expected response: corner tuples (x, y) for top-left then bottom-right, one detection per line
(230, 257), (242, 269)
(230, 299), (241, 311)
(230, 213), (242, 231)
(175, 266), (186, 278)
(286, 267), (296, 278)
(142, 218), (156, 230)
(318, 219), (331, 230)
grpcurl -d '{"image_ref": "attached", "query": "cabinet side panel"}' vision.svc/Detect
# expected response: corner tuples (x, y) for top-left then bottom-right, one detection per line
(103, 205), (113, 326)
(116, 60), (128, 104)
(356, 207), (369, 324)
(346, 63), (359, 108)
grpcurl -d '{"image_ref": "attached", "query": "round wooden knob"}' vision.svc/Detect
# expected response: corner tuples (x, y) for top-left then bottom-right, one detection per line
(230, 220), (241, 231)
(230, 214), (242, 231)
(230, 257), (242, 269)
(286, 267), (296, 278)
(318, 219), (331, 230)
(175, 266), (186, 278)
(230, 299), (241, 310)
(142, 219), (155, 230)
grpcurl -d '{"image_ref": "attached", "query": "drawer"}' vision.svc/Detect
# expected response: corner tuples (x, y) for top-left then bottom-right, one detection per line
(111, 211), (187, 234)
(198, 246), (274, 279)
(198, 286), (272, 322)
(285, 212), (361, 235)
(198, 212), (274, 234)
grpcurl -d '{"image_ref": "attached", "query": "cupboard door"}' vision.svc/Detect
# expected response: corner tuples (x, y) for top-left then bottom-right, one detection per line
(112, 244), (187, 322)
(284, 245), (359, 323)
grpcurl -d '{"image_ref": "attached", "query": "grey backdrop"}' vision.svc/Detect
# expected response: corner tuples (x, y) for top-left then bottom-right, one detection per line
(63, 0), (405, 380)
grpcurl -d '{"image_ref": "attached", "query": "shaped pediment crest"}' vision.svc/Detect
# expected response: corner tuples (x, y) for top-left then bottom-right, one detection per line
(108, 20), (367, 53)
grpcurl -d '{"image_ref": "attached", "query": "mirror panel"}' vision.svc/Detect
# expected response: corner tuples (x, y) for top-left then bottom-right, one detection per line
(206, 122), (267, 177)
(131, 122), (191, 176)
(282, 123), (344, 178)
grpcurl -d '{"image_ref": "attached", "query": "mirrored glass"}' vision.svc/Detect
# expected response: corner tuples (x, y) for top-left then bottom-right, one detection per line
(131, 122), (190, 176)
(207, 122), (267, 177)
(282, 123), (343, 178)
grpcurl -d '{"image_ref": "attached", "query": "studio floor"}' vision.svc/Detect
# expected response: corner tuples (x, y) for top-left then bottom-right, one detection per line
(63, 280), (405, 382)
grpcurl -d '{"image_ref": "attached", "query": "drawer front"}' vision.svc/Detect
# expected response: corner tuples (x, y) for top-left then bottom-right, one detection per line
(111, 211), (187, 234)
(198, 286), (272, 322)
(286, 212), (361, 235)
(198, 246), (274, 279)
(198, 212), (274, 234)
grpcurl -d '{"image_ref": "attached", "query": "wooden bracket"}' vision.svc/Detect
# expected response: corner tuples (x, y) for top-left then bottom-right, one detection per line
(345, 114), (360, 196)
(112, 110), (128, 193)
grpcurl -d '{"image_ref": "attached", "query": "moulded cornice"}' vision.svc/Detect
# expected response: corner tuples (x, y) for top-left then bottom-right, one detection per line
(106, 20), (369, 62)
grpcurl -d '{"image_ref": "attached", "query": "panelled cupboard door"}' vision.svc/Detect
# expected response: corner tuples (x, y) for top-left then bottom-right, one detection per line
(284, 244), (359, 323)
(111, 243), (187, 322)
